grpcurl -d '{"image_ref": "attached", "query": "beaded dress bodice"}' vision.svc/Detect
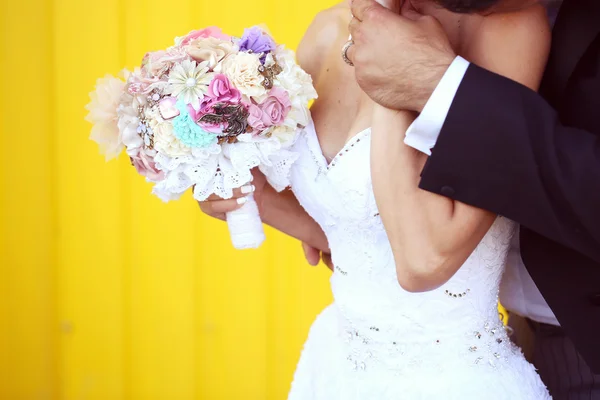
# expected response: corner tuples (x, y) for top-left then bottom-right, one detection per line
(286, 121), (550, 400)
(292, 119), (516, 340)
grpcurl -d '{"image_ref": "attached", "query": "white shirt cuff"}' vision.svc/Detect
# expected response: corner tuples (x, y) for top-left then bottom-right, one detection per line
(404, 56), (470, 155)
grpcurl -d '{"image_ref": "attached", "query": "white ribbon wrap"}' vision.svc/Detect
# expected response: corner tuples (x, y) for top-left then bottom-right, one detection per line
(225, 193), (265, 249)
(151, 133), (300, 250)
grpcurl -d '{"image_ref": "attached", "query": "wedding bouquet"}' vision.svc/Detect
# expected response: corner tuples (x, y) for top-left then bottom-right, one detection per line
(85, 26), (317, 249)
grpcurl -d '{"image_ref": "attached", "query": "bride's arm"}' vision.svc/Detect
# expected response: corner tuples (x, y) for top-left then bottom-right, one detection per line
(198, 8), (343, 253)
(198, 171), (329, 252)
(261, 185), (329, 251)
(371, 7), (551, 292)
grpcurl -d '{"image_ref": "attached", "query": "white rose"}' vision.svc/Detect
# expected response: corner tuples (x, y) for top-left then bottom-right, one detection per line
(216, 52), (266, 98)
(152, 120), (192, 157)
(269, 124), (297, 146)
(273, 47), (317, 106)
(284, 104), (311, 129)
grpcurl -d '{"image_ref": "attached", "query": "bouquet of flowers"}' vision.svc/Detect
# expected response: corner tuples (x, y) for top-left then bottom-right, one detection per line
(85, 25), (317, 249)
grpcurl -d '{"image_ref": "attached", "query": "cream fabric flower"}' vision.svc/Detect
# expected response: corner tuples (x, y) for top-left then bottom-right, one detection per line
(270, 49), (317, 128)
(85, 74), (126, 160)
(166, 59), (213, 110)
(272, 48), (317, 106)
(269, 124), (296, 146)
(152, 119), (192, 157)
(215, 52), (266, 98)
(186, 37), (237, 70)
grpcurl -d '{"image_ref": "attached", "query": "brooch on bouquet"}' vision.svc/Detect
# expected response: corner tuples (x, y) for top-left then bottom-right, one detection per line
(85, 25), (317, 249)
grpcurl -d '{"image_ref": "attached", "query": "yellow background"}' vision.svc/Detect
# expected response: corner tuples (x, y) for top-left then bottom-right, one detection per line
(0, 0), (337, 398)
(0, 1), (509, 399)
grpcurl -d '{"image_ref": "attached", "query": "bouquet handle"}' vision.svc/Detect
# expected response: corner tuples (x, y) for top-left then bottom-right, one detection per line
(226, 193), (266, 249)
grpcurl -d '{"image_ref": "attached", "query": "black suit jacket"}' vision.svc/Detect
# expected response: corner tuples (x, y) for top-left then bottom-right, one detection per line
(419, 0), (600, 372)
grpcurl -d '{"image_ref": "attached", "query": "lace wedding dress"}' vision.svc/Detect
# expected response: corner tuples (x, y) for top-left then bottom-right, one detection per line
(287, 120), (551, 399)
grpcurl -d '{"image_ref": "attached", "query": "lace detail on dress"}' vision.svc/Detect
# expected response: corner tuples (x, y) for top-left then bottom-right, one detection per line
(286, 121), (551, 400)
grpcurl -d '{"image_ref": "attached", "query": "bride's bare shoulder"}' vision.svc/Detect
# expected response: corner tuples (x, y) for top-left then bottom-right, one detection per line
(296, 2), (351, 81)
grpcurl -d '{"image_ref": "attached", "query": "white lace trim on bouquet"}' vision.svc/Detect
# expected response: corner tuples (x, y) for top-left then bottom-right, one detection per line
(151, 133), (298, 202)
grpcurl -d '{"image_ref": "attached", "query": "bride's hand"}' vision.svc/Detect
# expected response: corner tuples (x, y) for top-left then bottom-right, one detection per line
(197, 169), (267, 221)
(199, 170), (331, 256)
(302, 242), (333, 271)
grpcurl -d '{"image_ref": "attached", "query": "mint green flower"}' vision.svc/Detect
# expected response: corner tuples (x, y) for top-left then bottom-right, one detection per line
(172, 99), (217, 148)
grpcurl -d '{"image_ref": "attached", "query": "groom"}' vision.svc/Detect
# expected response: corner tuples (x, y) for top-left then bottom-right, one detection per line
(337, 0), (600, 398)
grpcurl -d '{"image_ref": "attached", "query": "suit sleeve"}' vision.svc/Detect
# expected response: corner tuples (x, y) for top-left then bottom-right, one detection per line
(419, 63), (600, 263)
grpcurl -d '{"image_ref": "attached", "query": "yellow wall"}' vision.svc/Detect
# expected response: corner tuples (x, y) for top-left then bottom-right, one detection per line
(0, 1), (510, 399)
(0, 0), (336, 399)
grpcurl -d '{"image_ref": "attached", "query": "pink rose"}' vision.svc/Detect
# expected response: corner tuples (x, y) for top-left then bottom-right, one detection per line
(179, 27), (230, 46)
(130, 150), (165, 181)
(187, 97), (213, 121)
(141, 50), (166, 74)
(187, 100), (225, 134)
(247, 103), (269, 132)
(246, 89), (292, 133)
(207, 74), (241, 103)
(259, 87), (291, 126)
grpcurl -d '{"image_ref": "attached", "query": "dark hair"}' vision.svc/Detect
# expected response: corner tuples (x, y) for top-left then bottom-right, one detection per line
(433, 0), (502, 12)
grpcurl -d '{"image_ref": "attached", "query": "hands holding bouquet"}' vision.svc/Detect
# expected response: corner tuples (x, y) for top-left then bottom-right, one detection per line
(86, 25), (317, 249)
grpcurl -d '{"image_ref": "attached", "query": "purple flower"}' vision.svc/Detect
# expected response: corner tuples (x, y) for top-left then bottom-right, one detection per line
(238, 27), (276, 56)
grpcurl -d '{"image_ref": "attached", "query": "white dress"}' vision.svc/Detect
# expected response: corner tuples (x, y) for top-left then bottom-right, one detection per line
(286, 120), (551, 400)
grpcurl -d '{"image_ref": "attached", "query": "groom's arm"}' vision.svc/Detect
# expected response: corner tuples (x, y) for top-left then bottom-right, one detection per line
(347, 0), (600, 262)
(411, 61), (600, 263)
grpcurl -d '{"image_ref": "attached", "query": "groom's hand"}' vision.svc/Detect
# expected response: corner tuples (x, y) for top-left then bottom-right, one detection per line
(348, 0), (456, 112)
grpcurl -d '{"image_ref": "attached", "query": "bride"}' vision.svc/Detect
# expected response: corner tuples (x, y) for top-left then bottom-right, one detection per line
(199, 0), (552, 398)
